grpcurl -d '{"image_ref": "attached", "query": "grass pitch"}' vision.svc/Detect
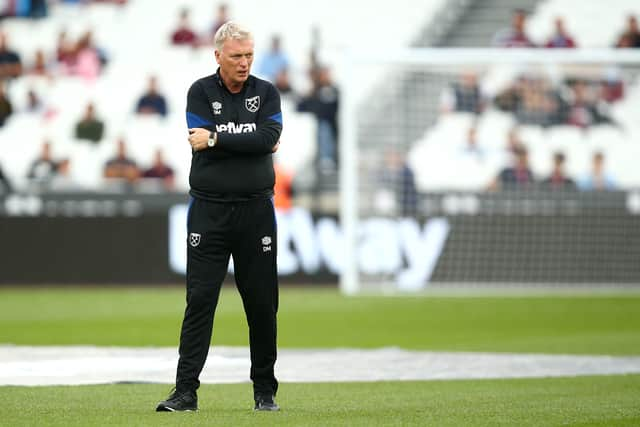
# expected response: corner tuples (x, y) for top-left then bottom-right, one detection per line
(2, 376), (640, 426)
(0, 287), (639, 354)
(1, 287), (640, 426)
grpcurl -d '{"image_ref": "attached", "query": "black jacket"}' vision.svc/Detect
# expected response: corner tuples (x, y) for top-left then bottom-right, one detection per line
(186, 69), (282, 201)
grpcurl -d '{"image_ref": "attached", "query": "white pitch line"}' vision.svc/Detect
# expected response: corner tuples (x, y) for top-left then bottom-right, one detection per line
(1, 345), (640, 386)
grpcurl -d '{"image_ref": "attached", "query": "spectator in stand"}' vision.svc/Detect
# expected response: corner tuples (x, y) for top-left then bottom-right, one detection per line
(615, 15), (640, 48)
(274, 68), (293, 95)
(142, 148), (175, 190)
(0, 82), (12, 126)
(49, 158), (83, 192)
(104, 138), (140, 183)
(27, 140), (59, 184)
(505, 127), (523, 154)
(75, 102), (105, 143)
(209, 3), (229, 43)
(542, 152), (576, 190)
(70, 31), (102, 81)
(56, 30), (76, 69)
(376, 149), (417, 217)
(0, 161), (13, 193)
(29, 0), (48, 18)
(297, 65), (339, 174)
(578, 151), (616, 191)
(257, 35), (290, 84)
(565, 80), (611, 128)
(12, 0), (48, 18)
(29, 49), (53, 78)
(25, 88), (44, 113)
(171, 8), (198, 46)
(515, 76), (562, 127)
(492, 9), (536, 47)
(489, 144), (534, 190)
(599, 68), (624, 103)
(0, 32), (23, 80)
(136, 75), (168, 117)
(460, 126), (486, 162)
(494, 76), (523, 113)
(441, 72), (485, 114)
(545, 17), (576, 48)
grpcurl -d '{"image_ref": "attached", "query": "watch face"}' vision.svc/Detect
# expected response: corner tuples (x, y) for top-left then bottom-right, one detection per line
(208, 138), (214, 147)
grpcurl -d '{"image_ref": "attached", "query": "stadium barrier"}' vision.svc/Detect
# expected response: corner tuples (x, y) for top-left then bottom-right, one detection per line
(1, 191), (639, 287)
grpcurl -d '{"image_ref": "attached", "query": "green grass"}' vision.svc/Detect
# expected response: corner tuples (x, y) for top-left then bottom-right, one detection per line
(2, 287), (640, 426)
(1, 376), (639, 426)
(0, 287), (639, 354)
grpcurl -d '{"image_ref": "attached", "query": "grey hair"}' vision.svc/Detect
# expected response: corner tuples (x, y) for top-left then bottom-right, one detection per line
(214, 21), (253, 50)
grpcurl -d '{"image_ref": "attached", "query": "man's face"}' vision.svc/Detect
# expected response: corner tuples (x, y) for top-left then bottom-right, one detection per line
(216, 38), (254, 87)
(513, 12), (526, 32)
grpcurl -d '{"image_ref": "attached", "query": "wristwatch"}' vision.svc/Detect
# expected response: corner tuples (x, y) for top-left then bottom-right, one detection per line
(207, 131), (217, 148)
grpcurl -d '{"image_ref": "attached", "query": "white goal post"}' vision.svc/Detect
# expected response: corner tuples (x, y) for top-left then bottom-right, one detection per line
(338, 48), (640, 294)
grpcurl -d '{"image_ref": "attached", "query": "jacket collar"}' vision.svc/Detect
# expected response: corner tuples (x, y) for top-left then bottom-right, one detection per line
(214, 67), (255, 94)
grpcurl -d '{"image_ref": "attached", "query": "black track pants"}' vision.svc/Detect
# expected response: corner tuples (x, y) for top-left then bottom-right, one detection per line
(176, 197), (279, 397)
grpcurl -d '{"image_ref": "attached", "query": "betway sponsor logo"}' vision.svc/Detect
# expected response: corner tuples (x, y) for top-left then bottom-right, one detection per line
(169, 206), (450, 291)
(215, 122), (256, 133)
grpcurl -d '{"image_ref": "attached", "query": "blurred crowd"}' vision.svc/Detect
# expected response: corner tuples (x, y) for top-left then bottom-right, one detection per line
(0, 1), (338, 207)
(491, 9), (640, 48)
(0, 3), (637, 205)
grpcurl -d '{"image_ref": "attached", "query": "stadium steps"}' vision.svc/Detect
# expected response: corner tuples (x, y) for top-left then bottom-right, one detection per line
(439, 0), (542, 47)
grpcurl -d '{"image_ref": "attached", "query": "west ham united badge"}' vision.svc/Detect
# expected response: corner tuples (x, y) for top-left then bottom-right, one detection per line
(245, 96), (260, 112)
(189, 233), (201, 247)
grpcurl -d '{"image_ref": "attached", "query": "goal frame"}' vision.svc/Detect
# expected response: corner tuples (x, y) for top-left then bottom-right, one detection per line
(338, 48), (640, 295)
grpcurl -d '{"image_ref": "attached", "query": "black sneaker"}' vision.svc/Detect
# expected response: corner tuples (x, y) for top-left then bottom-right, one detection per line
(254, 394), (280, 411)
(156, 388), (198, 412)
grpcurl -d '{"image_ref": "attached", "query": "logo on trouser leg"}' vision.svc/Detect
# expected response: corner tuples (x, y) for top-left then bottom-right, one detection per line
(262, 236), (272, 252)
(189, 233), (201, 247)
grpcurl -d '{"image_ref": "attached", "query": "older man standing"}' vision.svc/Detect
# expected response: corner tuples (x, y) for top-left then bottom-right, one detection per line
(156, 21), (282, 413)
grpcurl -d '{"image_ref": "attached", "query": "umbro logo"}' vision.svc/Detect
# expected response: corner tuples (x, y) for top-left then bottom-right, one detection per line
(245, 96), (260, 112)
(189, 233), (201, 247)
(261, 235), (271, 252)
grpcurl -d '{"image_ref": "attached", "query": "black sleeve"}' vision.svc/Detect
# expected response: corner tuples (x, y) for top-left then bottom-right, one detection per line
(186, 81), (216, 133)
(215, 85), (282, 155)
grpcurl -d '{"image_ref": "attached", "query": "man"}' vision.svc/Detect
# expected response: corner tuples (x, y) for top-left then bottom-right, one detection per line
(257, 35), (289, 83)
(27, 140), (59, 184)
(103, 138), (139, 183)
(0, 32), (22, 80)
(578, 151), (616, 191)
(488, 144), (534, 190)
(156, 21), (282, 413)
(542, 152), (576, 190)
(491, 9), (536, 48)
(74, 102), (105, 143)
(142, 148), (175, 191)
(615, 15), (640, 48)
(136, 76), (168, 117)
(545, 17), (576, 48)
(296, 65), (338, 173)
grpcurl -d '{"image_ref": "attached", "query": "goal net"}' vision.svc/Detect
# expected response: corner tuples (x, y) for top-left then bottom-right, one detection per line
(338, 49), (640, 294)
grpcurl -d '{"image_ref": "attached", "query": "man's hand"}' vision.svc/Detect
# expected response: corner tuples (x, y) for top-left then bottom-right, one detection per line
(272, 140), (280, 153)
(188, 128), (211, 152)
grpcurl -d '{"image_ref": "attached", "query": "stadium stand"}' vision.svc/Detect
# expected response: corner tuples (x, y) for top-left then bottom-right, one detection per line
(1, 0), (640, 196)
(403, 0), (640, 192)
(0, 0), (444, 193)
